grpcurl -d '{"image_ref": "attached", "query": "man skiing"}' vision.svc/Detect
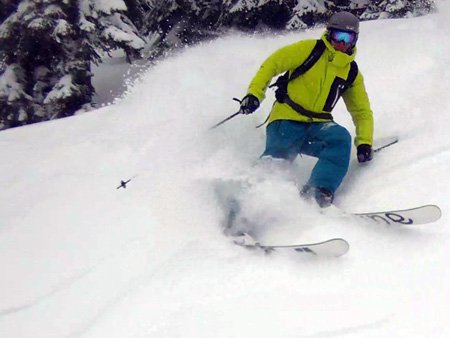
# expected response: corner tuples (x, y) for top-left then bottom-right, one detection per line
(238, 11), (374, 208)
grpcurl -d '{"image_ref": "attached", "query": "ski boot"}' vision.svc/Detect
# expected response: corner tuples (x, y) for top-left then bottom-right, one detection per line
(300, 185), (334, 208)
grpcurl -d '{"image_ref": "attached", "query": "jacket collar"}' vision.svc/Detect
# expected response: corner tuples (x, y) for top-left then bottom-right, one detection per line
(321, 32), (356, 67)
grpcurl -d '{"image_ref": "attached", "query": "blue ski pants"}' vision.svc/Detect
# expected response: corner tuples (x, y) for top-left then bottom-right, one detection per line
(261, 120), (352, 193)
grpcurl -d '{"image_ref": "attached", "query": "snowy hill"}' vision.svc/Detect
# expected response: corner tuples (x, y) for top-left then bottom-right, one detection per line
(0, 3), (449, 337)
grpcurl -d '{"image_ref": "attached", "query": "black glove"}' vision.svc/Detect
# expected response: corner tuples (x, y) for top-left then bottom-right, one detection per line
(239, 94), (260, 115)
(357, 144), (373, 163)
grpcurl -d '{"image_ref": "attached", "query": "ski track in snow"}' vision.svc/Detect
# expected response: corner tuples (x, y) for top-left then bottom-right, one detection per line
(0, 2), (450, 338)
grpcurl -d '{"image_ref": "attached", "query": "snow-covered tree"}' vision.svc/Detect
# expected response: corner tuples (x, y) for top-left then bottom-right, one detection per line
(0, 0), (19, 23)
(123, 0), (152, 30)
(227, 0), (260, 12)
(414, 0), (435, 15)
(380, 0), (411, 18)
(288, 0), (327, 30)
(0, 0), (146, 130)
(0, 64), (34, 129)
(324, 0), (351, 12)
(222, 0), (293, 30)
(142, 0), (224, 58)
(79, 0), (146, 62)
(360, 0), (434, 19)
(0, 1), (93, 128)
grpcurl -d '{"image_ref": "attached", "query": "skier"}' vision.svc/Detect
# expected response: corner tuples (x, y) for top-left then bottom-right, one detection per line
(238, 11), (374, 208)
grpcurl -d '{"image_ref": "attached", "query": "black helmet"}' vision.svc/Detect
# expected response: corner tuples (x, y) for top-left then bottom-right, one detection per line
(327, 11), (359, 34)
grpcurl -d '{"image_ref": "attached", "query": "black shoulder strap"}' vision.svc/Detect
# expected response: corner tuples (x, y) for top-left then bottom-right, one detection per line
(289, 39), (326, 81)
(346, 61), (358, 88)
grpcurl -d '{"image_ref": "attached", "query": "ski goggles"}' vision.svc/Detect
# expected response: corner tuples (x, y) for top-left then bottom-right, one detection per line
(329, 29), (357, 45)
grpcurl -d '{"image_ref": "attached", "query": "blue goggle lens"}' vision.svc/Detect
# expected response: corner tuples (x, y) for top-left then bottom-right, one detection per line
(330, 30), (356, 45)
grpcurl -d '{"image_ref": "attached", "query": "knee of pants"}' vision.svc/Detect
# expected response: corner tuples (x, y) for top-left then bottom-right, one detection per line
(327, 124), (351, 145)
(318, 124), (352, 163)
(263, 121), (304, 160)
(323, 125), (352, 155)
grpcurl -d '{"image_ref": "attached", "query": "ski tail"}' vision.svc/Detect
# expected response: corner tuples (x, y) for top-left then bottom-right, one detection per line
(233, 233), (349, 257)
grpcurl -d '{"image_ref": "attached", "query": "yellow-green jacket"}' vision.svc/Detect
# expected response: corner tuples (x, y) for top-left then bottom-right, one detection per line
(247, 33), (373, 146)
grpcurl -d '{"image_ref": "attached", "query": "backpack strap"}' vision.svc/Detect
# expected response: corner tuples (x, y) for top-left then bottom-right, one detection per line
(268, 39), (325, 90)
(289, 39), (326, 81)
(281, 39), (333, 121)
(345, 61), (358, 89)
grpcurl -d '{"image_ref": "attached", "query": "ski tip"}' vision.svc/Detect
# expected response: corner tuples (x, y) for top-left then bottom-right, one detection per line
(428, 204), (443, 221)
(409, 204), (442, 223)
(331, 238), (350, 257)
(354, 204), (442, 226)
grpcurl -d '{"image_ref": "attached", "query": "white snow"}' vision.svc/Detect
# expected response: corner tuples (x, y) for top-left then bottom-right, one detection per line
(52, 19), (72, 41)
(0, 64), (31, 102)
(44, 74), (77, 103)
(1, 2), (450, 337)
(93, 0), (128, 15)
(102, 16), (145, 50)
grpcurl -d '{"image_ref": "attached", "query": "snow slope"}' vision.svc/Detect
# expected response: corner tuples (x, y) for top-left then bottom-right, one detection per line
(0, 3), (449, 337)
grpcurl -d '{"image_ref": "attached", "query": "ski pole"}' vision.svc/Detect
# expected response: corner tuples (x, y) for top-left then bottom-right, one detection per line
(116, 175), (137, 190)
(373, 138), (399, 153)
(209, 98), (243, 130)
(209, 111), (241, 130)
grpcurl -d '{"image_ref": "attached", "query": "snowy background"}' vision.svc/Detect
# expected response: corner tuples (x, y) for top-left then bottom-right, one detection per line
(0, 2), (449, 337)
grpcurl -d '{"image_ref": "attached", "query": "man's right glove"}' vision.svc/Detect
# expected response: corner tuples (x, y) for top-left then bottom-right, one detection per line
(357, 144), (373, 163)
(239, 94), (260, 115)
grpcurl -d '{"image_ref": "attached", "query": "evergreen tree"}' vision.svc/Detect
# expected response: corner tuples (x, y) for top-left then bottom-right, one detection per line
(142, 0), (223, 58)
(123, 0), (152, 30)
(0, 0), (19, 23)
(288, 0), (327, 30)
(359, 0), (383, 19)
(261, 1), (293, 30)
(0, 64), (34, 129)
(361, 0), (434, 19)
(0, 0), (86, 128)
(79, 0), (146, 62)
(380, 0), (411, 18)
(325, 0), (351, 12)
(223, 0), (292, 30)
(413, 0), (435, 15)
(0, 0), (146, 130)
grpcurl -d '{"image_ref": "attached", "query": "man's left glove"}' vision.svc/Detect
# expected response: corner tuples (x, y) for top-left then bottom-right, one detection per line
(357, 144), (373, 163)
(239, 94), (260, 115)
